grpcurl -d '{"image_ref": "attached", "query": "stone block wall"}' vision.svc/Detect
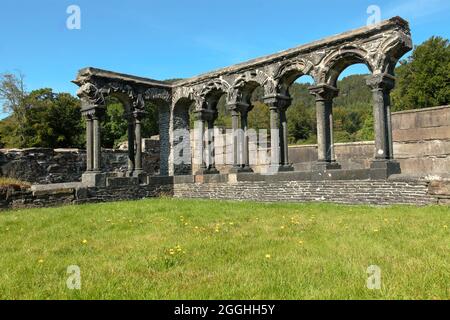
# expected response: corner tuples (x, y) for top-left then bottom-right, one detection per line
(289, 106), (450, 178)
(2, 177), (449, 210)
(0, 139), (160, 184)
(173, 180), (437, 206)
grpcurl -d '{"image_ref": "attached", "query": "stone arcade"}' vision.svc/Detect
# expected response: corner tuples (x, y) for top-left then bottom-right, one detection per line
(4, 16), (449, 209)
(74, 17), (412, 187)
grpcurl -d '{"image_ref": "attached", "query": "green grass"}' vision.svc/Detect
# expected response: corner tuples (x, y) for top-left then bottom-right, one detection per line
(0, 198), (448, 300)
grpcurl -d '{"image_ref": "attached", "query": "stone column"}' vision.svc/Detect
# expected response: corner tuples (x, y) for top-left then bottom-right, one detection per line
(206, 111), (219, 174)
(366, 73), (395, 160)
(366, 73), (400, 177)
(133, 110), (146, 176)
(193, 110), (207, 175)
(79, 96), (105, 187)
(269, 104), (281, 169)
(227, 102), (252, 173)
(240, 108), (253, 172)
(127, 115), (135, 175)
(264, 96), (293, 173)
(92, 109), (104, 173)
(230, 109), (240, 172)
(84, 114), (94, 172)
(278, 97), (293, 169)
(309, 84), (341, 171)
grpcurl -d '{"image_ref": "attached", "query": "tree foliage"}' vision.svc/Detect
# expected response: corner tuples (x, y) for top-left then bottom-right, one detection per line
(391, 36), (450, 111)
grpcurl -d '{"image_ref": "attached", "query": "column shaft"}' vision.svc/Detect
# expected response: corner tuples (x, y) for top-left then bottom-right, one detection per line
(207, 119), (216, 171)
(134, 117), (143, 174)
(231, 111), (240, 169)
(127, 118), (135, 174)
(85, 117), (93, 172)
(241, 111), (250, 169)
(93, 116), (101, 172)
(270, 107), (281, 166)
(315, 99), (333, 162)
(279, 108), (289, 166)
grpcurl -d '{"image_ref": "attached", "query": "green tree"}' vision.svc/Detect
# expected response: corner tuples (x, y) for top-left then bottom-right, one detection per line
(392, 36), (450, 111)
(0, 72), (27, 146)
(20, 88), (83, 148)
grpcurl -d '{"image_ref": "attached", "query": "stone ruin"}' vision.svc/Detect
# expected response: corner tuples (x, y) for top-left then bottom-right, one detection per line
(73, 17), (412, 186)
(4, 17), (450, 209)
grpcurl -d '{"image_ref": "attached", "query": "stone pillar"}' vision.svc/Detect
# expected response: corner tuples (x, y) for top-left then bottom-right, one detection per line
(84, 114), (94, 172)
(193, 110), (207, 175)
(92, 110), (104, 173)
(264, 95), (293, 173)
(127, 115), (135, 175)
(279, 104), (292, 169)
(206, 111), (219, 174)
(309, 84), (341, 171)
(240, 108), (253, 172)
(366, 73), (400, 177)
(81, 105), (106, 187)
(227, 103), (253, 173)
(230, 109), (240, 172)
(133, 110), (146, 176)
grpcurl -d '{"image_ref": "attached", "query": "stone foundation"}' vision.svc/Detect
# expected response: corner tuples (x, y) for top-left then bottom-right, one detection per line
(2, 173), (449, 210)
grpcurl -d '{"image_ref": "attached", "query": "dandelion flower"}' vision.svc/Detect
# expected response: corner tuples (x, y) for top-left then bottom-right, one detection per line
(38, 259), (44, 263)
(373, 229), (379, 232)
(265, 254), (271, 259)
(82, 239), (88, 244)
(298, 240), (304, 245)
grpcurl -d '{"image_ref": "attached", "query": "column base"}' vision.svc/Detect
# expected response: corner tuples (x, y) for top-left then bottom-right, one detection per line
(195, 167), (220, 175)
(370, 159), (401, 179)
(265, 164), (288, 175)
(280, 164), (294, 172)
(82, 172), (107, 187)
(313, 161), (342, 171)
(132, 169), (144, 177)
(229, 166), (253, 173)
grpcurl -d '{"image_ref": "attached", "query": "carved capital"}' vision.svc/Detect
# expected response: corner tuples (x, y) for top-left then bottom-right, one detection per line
(81, 105), (105, 120)
(77, 82), (105, 106)
(308, 84), (339, 101)
(132, 109), (147, 122)
(263, 94), (292, 111)
(192, 109), (217, 122)
(366, 73), (395, 91)
(226, 102), (251, 114)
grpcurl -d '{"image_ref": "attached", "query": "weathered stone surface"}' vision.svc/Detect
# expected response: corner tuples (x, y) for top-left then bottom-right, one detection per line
(0, 145), (160, 184)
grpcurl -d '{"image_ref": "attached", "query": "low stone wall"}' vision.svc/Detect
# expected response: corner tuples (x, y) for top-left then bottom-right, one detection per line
(2, 175), (450, 210)
(173, 180), (437, 206)
(0, 181), (172, 210)
(289, 105), (450, 178)
(0, 139), (160, 184)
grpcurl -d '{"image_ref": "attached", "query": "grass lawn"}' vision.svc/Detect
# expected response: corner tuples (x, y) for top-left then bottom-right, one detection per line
(0, 198), (448, 300)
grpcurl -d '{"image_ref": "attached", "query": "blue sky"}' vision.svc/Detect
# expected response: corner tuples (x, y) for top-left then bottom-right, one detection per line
(0, 0), (449, 103)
